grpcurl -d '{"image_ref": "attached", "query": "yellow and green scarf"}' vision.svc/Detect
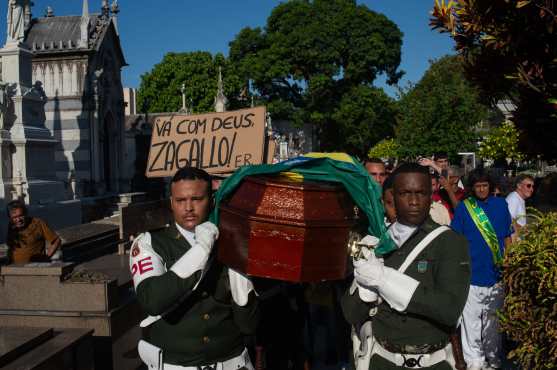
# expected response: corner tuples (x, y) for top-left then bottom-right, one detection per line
(463, 197), (503, 266)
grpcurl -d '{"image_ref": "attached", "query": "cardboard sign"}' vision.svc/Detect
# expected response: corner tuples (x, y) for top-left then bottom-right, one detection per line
(146, 106), (266, 177)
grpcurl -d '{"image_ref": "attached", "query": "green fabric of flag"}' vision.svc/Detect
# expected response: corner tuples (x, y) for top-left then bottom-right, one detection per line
(209, 155), (396, 256)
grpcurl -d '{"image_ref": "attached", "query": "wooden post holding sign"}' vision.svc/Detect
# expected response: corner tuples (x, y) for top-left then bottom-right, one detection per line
(145, 106), (266, 177)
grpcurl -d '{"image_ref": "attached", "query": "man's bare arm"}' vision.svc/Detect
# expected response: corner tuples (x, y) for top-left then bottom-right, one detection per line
(46, 237), (61, 258)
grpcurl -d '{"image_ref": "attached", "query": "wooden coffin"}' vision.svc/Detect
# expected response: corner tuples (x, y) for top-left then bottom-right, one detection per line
(217, 175), (355, 282)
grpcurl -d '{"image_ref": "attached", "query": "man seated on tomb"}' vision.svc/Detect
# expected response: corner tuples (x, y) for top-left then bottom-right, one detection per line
(130, 167), (259, 370)
(6, 200), (61, 264)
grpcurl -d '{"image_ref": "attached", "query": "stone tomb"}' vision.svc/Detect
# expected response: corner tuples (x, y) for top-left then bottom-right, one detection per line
(0, 257), (142, 370)
(0, 327), (93, 370)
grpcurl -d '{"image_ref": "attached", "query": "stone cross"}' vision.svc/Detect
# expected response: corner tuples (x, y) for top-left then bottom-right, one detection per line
(214, 67), (228, 113)
(179, 83), (190, 114)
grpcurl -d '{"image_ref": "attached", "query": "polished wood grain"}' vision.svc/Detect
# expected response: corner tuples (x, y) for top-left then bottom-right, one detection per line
(218, 175), (355, 282)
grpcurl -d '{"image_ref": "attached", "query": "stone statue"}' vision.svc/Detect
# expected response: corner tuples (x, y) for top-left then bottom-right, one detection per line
(6, 0), (27, 44)
(0, 81), (9, 127)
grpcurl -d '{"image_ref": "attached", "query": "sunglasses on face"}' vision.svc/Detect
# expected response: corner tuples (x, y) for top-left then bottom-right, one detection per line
(522, 183), (534, 189)
(370, 172), (386, 177)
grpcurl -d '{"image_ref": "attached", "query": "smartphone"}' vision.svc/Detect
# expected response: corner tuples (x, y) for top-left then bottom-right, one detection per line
(441, 169), (448, 178)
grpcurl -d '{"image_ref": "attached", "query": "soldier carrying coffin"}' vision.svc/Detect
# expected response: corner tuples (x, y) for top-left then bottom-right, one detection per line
(342, 163), (471, 370)
(130, 167), (259, 370)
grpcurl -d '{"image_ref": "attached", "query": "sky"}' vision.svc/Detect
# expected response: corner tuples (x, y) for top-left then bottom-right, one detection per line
(0, 0), (455, 97)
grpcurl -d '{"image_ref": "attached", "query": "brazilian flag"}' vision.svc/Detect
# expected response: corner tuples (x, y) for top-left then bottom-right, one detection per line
(209, 153), (395, 256)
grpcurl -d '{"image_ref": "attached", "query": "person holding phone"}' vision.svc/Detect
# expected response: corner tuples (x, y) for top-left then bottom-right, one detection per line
(417, 152), (449, 176)
(418, 155), (465, 218)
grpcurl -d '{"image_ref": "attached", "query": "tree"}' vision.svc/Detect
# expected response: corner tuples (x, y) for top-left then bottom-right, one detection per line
(478, 120), (525, 162)
(329, 86), (398, 157)
(395, 55), (490, 161)
(430, 0), (557, 159)
(368, 138), (400, 160)
(229, 0), (403, 157)
(137, 52), (246, 114)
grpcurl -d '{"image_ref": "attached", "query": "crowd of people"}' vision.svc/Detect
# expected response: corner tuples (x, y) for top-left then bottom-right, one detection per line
(1, 152), (537, 370)
(125, 155), (535, 370)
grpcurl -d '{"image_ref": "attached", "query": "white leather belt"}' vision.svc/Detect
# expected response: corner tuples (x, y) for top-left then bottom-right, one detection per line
(163, 348), (253, 370)
(373, 340), (452, 368)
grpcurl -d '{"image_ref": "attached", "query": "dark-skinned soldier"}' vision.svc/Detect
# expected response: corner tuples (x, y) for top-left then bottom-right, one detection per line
(342, 163), (470, 370)
(130, 167), (259, 370)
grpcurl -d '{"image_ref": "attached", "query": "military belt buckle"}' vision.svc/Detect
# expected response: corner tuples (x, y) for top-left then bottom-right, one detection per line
(402, 354), (423, 368)
(198, 364), (217, 370)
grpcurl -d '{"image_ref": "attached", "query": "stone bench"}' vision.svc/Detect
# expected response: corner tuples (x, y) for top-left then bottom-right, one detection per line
(0, 327), (94, 370)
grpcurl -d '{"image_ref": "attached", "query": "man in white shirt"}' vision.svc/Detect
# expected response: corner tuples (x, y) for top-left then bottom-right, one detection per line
(506, 174), (534, 237)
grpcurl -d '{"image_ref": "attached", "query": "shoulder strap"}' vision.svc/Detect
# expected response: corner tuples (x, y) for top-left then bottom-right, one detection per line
(398, 226), (450, 273)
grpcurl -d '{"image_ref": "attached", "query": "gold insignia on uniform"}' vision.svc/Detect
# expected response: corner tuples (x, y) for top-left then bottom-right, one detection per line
(131, 245), (140, 257)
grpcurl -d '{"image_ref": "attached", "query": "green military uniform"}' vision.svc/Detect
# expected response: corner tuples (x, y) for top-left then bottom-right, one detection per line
(342, 218), (470, 369)
(132, 224), (259, 366)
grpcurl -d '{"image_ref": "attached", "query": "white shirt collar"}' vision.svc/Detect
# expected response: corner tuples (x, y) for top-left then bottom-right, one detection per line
(387, 221), (418, 248)
(175, 222), (196, 247)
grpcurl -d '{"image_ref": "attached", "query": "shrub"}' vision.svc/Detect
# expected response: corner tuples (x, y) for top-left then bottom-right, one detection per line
(499, 210), (557, 369)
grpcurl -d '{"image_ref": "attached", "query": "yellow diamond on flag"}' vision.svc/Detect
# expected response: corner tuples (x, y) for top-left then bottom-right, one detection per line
(304, 152), (355, 164)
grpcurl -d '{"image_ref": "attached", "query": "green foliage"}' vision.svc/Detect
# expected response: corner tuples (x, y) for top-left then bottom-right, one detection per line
(430, 0), (557, 159)
(395, 55), (489, 160)
(330, 86), (398, 157)
(137, 52), (246, 114)
(499, 210), (557, 369)
(229, 0), (403, 157)
(368, 138), (400, 159)
(478, 120), (524, 162)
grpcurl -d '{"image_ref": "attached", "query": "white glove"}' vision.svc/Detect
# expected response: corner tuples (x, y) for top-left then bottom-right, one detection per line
(349, 278), (379, 303)
(357, 283), (378, 303)
(354, 255), (420, 312)
(351, 235), (379, 260)
(354, 253), (385, 288)
(194, 221), (219, 254)
(359, 235), (379, 248)
(228, 268), (255, 306)
(171, 222), (219, 279)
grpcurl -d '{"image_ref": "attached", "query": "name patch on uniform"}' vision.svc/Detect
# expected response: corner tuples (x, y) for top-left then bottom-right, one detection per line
(131, 256), (154, 276)
(417, 260), (428, 273)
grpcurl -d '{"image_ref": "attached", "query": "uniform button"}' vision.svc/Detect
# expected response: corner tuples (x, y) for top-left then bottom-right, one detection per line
(202, 336), (210, 344)
(203, 313), (210, 320)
